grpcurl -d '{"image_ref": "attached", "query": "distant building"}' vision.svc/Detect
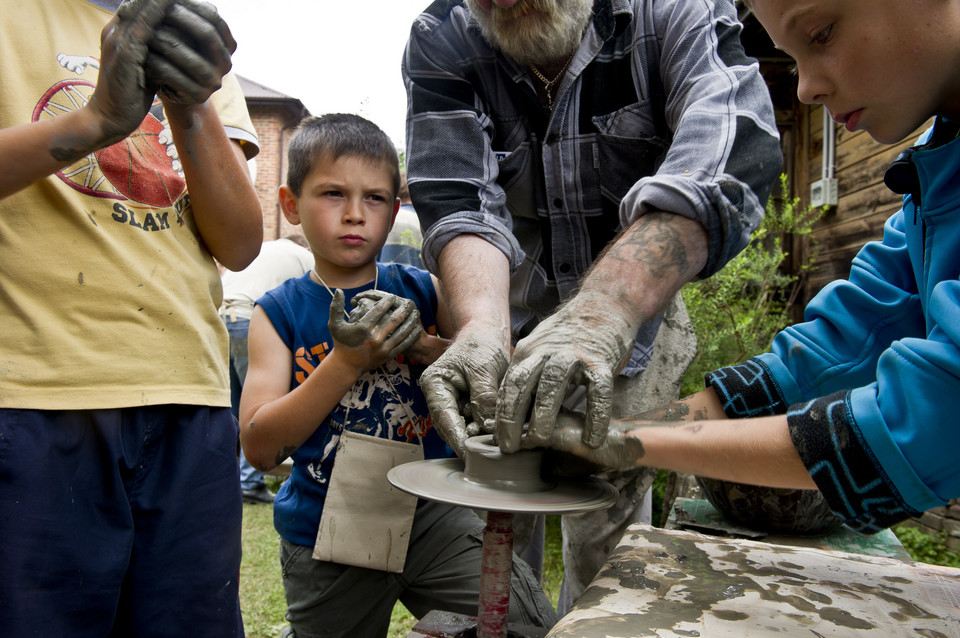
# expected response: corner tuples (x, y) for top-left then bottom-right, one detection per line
(237, 75), (309, 241)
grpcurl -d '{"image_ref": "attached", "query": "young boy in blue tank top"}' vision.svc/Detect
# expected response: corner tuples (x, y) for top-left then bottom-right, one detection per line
(239, 113), (556, 638)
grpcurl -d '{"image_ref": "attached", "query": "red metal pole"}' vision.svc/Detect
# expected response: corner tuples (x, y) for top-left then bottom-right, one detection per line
(477, 510), (514, 638)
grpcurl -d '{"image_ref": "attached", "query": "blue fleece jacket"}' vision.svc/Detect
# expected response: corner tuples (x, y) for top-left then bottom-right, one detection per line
(706, 119), (960, 533)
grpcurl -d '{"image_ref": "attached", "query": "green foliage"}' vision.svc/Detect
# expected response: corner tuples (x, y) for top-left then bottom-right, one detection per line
(893, 525), (960, 568)
(543, 515), (564, 607)
(240, 497), (289, 638)
(396, 228), (423, 249)
(651, 469), (668, 527)
(680, 174), (826, 397)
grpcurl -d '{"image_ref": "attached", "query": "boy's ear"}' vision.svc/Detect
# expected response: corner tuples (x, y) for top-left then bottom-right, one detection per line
(278, 185), (301, 226)
(389, 197), (400, 230)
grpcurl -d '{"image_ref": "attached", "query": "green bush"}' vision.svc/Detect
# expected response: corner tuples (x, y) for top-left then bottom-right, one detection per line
(680, 174), (825, 397)
(893, 525), (960, 568)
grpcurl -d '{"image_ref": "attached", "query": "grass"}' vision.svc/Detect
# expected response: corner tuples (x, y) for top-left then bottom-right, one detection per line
(239, 477), (565, 638)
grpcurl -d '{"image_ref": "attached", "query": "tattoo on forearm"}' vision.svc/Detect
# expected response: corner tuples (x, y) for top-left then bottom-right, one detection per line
(613, 214), (690, 279)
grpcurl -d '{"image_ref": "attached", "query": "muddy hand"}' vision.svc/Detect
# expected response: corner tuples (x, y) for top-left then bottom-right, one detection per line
(348, 290), (422, 357)
(142, 0), (237, 106)
(495, 303), (633, 453)
(419, 332), (508, 458)
(547, 410), (645, 471)
(328, 289), (420, 372)
(88, 0), (174, 149)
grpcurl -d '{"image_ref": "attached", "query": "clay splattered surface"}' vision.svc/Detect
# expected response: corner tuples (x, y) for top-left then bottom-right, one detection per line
(548, 523), (960, 637)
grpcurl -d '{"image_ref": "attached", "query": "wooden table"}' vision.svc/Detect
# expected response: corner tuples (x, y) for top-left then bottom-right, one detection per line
(548, 518), (960, 637)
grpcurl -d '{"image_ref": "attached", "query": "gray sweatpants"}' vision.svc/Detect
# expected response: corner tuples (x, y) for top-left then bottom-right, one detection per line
(279, 500), (558, 638)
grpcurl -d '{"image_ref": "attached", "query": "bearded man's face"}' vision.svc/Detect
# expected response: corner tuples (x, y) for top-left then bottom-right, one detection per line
(466, 0), (594, 66)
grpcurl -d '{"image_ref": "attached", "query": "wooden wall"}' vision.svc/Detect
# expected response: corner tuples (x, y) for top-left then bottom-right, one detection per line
(792, 106), (932, 305)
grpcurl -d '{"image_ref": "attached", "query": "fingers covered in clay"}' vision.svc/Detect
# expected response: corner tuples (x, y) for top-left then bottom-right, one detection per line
(327, 289), (420, 373)
(347, 290), (422, 357)
(419, 333), (508, 458)
(89, 0), (173, 148)
(547, 410), (645, 471)
(495, 307), (630, 454)
(143, 0), (237, 106)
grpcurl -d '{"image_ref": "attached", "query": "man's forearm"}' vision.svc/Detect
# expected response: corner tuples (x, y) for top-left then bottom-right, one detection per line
(436, 233), (513, 348)
(0, 109), (110, 200)
(571, 212), (708, 331)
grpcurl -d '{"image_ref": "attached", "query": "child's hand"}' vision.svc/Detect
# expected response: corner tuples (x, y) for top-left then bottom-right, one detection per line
(546, 410), (646, 471)
(328, 290), (421, 373)
(89, 0), (171, 149)
(352, 290), (452, 366)
(136, 0), (238, 107)
(348, 290), (424, 354)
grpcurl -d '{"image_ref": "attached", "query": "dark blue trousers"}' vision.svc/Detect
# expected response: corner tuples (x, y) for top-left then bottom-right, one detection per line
(0, 405), (244, 637)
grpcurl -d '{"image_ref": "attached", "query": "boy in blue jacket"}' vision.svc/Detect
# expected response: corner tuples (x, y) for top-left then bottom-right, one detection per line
(547, 0), (960, 534)
(239, 113), (556, 637)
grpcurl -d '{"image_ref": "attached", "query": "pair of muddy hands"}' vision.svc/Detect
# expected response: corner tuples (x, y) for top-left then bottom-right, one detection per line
(418, 297), (636, 463)
(327, 290), (423, 373)
(85, 0), (235, 152)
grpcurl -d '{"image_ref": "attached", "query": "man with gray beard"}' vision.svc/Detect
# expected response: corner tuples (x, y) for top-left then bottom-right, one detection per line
(403, 0), (781, 613)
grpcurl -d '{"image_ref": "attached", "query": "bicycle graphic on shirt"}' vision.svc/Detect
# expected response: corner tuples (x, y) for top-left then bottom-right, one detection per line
(33, 53), (186, 211)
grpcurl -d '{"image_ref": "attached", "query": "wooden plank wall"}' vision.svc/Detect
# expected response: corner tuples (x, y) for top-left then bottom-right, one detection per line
(792, 105), (933, 306)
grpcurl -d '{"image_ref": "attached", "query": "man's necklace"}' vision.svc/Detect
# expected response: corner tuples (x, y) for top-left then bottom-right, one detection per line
(529, 52), (576, 111)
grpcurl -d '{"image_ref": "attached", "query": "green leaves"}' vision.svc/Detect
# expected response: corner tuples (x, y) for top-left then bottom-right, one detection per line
(680, 175), (826, 396)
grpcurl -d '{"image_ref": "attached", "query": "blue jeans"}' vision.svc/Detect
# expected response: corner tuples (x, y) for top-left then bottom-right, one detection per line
(226, 317), (264, 490)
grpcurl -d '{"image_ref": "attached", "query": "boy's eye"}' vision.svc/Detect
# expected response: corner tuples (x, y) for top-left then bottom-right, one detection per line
(810, 24), (833, 45)
(324, 190), (343, 198)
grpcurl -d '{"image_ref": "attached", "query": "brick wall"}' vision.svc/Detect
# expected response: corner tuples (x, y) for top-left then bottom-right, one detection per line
(248, 105), (304, 242)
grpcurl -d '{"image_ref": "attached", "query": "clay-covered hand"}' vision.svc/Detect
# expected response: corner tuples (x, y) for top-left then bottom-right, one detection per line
(89, 0), (173, 148)
(419, 331), (509, 458)
(134, 0), (238, 106)
(495, 302), (633, 453)
(347, 290), (422, 357)
(328, 289), (421, 373)
(546, 410), (645, 472)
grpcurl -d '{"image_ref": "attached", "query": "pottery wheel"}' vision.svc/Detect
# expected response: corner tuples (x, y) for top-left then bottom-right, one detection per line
(387, 434), (617, 514)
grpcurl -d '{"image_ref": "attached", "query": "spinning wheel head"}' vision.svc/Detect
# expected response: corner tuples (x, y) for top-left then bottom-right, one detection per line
(387, 434), (617, 514)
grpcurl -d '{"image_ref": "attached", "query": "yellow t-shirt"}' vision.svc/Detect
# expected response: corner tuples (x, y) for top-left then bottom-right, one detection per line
(0, 0), (260, 409)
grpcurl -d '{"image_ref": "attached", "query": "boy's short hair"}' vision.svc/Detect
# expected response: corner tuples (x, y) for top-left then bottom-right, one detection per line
(285, 113), (401, 198)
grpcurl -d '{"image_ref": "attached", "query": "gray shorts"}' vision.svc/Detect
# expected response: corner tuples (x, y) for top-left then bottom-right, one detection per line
(279, 500), (558, 638)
